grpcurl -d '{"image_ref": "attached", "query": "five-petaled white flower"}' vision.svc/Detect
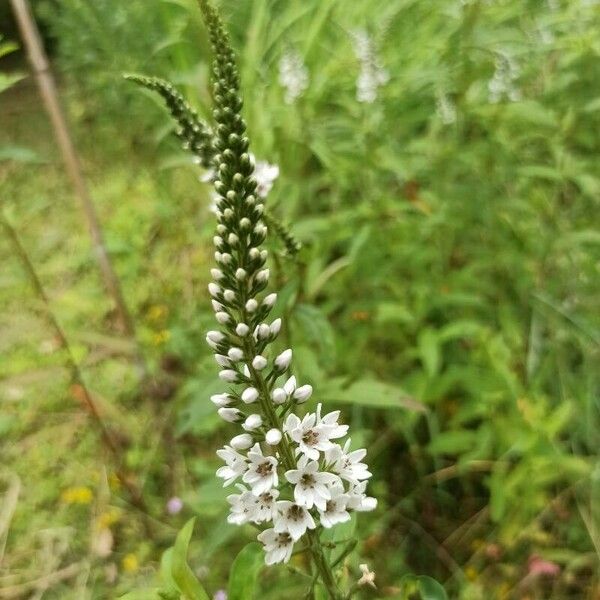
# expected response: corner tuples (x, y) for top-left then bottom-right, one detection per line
(254, 488), (280, 523)
(325, 439), (371, 484)
(285, 454), (340, 510)
(257, 528), (295, 565)
(243, 443), (279, 494)
(347, 481), (377, 512)
(226, 485), (258, 525)
(216, 445), (248, 486)
(318, 482), (351, 528)
(274, 500), (316, 541)
(284, 405), (344, 460)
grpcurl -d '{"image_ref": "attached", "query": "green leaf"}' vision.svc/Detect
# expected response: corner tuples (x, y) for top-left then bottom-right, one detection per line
(228, 542), (263, 600)
(171, 518), (211, 600)
(321, 378), (426, 412)
(418, 328), (440, 377)
(427, 430), (478, 455)
(397, 574), (448, 600)
(416, 576), (448, 600)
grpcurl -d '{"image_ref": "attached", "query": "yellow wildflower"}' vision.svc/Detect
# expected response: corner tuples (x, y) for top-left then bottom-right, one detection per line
(61, 486), (93, 504)
(122, 553), (139, 573)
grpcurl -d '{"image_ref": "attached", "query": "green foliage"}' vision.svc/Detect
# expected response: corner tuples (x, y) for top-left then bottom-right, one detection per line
(398, 574), (448, 600)
(227, 543), (263, 600)
(164, 518), (211, 600)
(2, 0), (600, 598)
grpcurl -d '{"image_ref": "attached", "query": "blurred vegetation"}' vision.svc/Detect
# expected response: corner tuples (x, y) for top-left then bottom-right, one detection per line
(1, 0), (599, 598)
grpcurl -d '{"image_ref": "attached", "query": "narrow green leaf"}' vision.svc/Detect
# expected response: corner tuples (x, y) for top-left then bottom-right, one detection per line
(171, 518), (211, 600)
(417, 575), (448, 600)
(228, 542), (263, 600)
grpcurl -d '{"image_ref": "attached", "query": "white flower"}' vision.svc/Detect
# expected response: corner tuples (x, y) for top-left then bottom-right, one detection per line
(216, 445), (248, 486)
(284, 409), (338, 460)
(324, 439), (371, 484)
(351, 29), (389, 104)
(316, 404), (349, 440)
(257, 528), (294, 565)
(226, 485), (258, 524)
(274, 501), (316, 541)
(285, 454), (340, 510)
(243, 443), (279, 494)
(488, 51), (521, 104)
(254, 488), (279, 523)
(278, 49), (309, 104)
(358, 564), (376, 588)
(347, 481), (377, 512)
(318, 482), (351, 528)
(251, 154), (279, 198)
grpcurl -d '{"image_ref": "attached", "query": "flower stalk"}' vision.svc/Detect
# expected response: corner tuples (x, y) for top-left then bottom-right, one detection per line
(130, 1), (376, 597)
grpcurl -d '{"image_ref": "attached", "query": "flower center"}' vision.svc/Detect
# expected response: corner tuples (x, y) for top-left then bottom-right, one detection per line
(259, 492), (273, 506)
(276, 532), (292, 547)
(301, 473), (315, 488)
(288, 505), (303, 522)
(302, 429), (319, 446)
(256, 461), (273, 477)
(325, 500), (336, 513)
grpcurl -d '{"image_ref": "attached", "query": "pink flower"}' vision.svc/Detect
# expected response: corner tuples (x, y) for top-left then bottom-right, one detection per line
(166, 496), (183, 515)
(528, 555), (560, 577)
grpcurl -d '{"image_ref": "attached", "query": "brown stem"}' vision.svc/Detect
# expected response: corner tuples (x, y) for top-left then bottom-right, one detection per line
(9, 0), (146, 379)
(0, 212), (152, 533)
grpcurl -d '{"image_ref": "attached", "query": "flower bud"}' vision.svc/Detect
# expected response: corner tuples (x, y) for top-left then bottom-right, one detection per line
(228, 233), (239, 245)
(242, 414), (263, 431)
(274, 349), (292, 371)
(230, 433), (253, 450)
(211, 268), (224, 280)
(206, 330), (225, 349)
(241, 387), (259, 404)
(214, 354), (231, 368)
(208, 283), (221, 297)
(221, 253), (232, 264)
(236, 323), (250, 336)
(257, 323), (270, 339)
(256, 269), (270, 283)
(263, 293), (277, 307)
(210, 393), (232, 407)
(252, 355), (267, 370)
(245, 299), (258, 312)
(265, 429), (282, 445)
(270, 318), (282, 336)
(215, 311), (230, 324)
(211, 300), (224, 312)
(227, 347), (244, 362)
(235, 268), (247, 281)
(283, 376), (297, 395)
(294, 384), (313, 403)
(219, 369), (239, 383)
(272, 388), (287, 405)
(218, 407), (242, 422)
(223, 289), (236, 303)
(213, 236), (224, 248)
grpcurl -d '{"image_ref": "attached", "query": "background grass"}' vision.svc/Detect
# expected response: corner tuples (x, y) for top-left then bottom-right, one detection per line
(1, 0), (599, 598)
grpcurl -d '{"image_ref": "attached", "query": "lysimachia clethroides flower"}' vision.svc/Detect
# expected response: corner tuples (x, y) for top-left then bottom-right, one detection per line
(199, 0), (376, 569)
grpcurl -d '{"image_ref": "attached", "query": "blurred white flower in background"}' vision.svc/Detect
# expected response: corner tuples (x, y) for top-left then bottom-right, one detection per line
(488, 51), (521, 103)
(351, 28), (389, 103)
(435, 90), (457, 125)
(278, 49), (309, 104)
